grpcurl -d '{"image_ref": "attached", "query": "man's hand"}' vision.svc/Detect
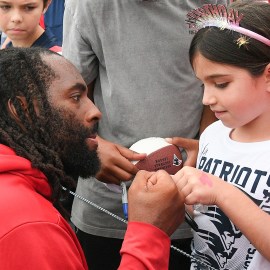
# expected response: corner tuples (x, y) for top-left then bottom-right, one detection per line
(95, 137), (146, 184)
(128, 170), (185, 236)
(166, 137), (199, 167)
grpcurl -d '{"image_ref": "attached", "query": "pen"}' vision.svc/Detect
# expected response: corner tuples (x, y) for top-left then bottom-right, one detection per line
(120, 182), (128, 220)
(185, 211), (198, 231)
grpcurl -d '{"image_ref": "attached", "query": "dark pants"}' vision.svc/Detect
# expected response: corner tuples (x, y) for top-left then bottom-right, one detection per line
(76, 228), (191, 270)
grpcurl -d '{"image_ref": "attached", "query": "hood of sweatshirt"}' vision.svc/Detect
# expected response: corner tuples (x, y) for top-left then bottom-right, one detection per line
(0, 144), (51, 199)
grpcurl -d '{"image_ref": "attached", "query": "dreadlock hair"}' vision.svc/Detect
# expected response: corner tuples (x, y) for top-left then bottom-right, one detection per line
(0, 47), (76, 218)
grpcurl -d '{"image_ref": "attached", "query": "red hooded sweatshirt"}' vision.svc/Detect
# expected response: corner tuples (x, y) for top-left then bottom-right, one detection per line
(0, 145), (170, 269)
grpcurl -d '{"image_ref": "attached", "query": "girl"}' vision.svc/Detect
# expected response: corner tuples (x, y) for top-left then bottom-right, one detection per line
(0, 0), (61, 51)
(173, 1), (270, 269)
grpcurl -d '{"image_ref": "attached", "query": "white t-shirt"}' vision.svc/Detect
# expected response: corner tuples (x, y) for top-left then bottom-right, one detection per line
(191, 121), (270, 270)
(248, 251), (270, 270)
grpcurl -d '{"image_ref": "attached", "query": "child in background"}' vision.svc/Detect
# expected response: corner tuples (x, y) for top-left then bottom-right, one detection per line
(0, 0), (61, 52)
(172, 1), (270, 269)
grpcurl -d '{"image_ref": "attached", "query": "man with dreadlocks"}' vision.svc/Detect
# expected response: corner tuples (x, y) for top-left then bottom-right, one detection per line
(0, 47), (185, 269)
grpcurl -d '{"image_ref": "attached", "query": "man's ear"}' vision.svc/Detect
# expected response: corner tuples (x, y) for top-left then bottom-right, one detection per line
(7, 96), (29, 123)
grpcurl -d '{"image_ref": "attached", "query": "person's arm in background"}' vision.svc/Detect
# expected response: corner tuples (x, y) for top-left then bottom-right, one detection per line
(95, 136), (147, 184)
(87, 81), (95, 101)
(167, 105), (217, 167)
(87, 81), (147, 185)
(199, 105), (217, 135)
(119, 170), (185, 270)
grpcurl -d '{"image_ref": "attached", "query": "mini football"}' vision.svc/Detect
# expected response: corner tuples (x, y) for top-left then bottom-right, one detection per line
(130, 137), (183, 175)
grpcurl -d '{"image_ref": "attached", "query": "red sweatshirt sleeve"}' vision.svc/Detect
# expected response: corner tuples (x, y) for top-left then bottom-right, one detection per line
(119, 222), (170, 270)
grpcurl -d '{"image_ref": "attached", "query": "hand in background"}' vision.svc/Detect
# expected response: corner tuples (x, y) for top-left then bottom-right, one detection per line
(95, 136), (146, 184)
(128, 170), (185, 236)
(166, 137), (199, 167)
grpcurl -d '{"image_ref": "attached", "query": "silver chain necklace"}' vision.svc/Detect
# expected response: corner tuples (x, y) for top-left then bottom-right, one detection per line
(62, 187), (218, 270)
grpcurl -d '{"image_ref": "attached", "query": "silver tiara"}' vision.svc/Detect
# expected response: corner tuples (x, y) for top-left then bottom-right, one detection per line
(186, 4), (270, 47)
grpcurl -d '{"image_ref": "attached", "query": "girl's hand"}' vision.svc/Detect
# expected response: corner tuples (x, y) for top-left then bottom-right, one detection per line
(172, 166), (225, 206)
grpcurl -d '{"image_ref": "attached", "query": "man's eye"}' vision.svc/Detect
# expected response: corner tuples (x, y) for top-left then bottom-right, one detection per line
(72, 95), (81, 101)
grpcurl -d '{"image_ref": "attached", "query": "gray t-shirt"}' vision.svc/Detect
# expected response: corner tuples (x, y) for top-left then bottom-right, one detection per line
(63, 0), (229, 239)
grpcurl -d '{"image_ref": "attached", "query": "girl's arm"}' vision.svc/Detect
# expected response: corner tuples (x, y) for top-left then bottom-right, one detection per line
(172, 166), (270, 260)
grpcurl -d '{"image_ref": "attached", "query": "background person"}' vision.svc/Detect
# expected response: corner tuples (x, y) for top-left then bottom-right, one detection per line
(0, 0), (61, 52)
(62, 0), (230, 269)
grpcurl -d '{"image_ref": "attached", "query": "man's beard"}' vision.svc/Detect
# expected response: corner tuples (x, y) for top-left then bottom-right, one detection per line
(47, 107), (100, 179)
